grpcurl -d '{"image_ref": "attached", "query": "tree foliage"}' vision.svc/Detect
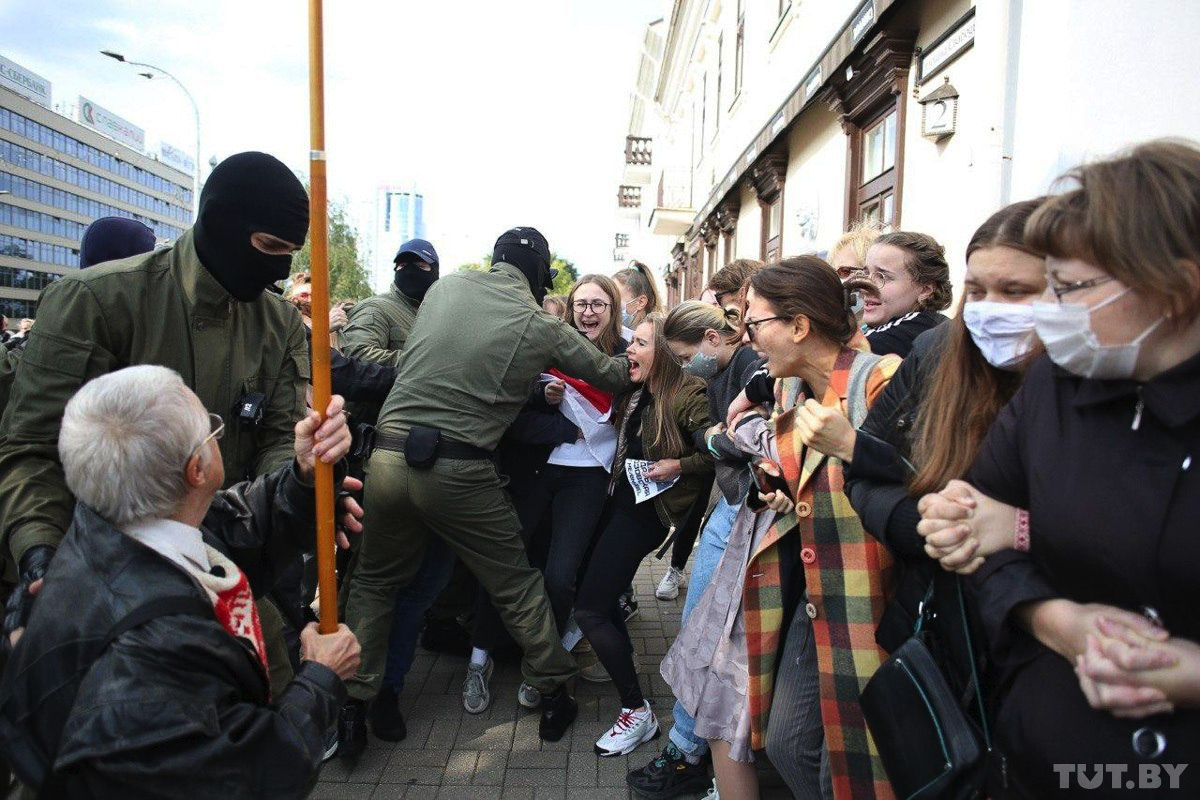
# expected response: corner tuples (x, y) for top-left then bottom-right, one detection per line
(291, 194), (373, 302)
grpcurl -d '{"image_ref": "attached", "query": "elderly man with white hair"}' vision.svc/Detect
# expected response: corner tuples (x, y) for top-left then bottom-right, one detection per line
(0, 365), (361, 799)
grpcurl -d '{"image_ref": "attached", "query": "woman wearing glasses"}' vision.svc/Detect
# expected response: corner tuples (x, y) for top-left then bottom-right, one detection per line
(664, 258), (900, 798)
(919, 141), (1200, 797)
(576, 313), (712, 758)
(855, 231), (953, 357)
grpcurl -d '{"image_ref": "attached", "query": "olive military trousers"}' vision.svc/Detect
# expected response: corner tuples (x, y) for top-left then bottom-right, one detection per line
(344, 449), (577, 699)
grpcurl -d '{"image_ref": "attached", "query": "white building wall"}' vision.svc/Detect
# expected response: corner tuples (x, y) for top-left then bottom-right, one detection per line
(1008, 0), (1200, 200)
(781, 103), (847, 258)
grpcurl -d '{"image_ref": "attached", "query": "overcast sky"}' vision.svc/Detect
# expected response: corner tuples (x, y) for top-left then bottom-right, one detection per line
(1, 0), (657, 277)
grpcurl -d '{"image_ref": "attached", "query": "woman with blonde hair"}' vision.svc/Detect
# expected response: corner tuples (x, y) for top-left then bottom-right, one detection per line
(575, 313), (713, 758)
(627, 300), (764, 796)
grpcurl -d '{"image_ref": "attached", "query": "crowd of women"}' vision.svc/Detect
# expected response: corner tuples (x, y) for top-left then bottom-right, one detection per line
(507, 139), (1200, 799)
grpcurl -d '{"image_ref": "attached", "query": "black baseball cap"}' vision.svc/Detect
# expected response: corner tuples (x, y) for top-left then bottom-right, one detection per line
(394, 238), (439, 267)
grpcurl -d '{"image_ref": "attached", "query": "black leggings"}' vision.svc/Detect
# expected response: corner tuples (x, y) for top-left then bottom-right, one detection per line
(573, 482), (668, 709)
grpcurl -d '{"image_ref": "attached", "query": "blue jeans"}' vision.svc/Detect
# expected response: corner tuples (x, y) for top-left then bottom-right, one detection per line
(668, 496), (740, 758)
(382, 534), (455, 692)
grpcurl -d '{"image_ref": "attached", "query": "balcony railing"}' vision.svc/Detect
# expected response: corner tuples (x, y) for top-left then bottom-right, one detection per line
(618, 185), (642, 208)
(625, 136), (653, 166)
(615, 233), (630, 248)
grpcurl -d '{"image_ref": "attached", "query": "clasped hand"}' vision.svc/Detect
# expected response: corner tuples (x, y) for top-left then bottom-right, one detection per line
(917, 479), (1016, 574)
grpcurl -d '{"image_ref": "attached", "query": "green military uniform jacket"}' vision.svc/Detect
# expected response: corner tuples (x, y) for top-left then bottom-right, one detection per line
(0, 347), (17, 422)
(339, 285), (420, 367)
(0, 229), (310, 571)
(376, 262), (632, 451)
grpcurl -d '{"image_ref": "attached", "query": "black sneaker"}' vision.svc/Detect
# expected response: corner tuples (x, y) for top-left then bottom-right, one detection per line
(337, 698), (368, 759)
(538, 686), (578, 742)
(368, 685), (407, 742)
(420, 616), (472, 657)
(626, 742), (711, 799)
(620, 593), (640, 623)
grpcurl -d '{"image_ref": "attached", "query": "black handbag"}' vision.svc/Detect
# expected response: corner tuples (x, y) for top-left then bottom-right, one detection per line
(860, 577), (991, 799)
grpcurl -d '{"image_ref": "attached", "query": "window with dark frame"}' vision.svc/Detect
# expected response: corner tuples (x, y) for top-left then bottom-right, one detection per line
(855, 106), (899, 229)
(826, 30), (916, 231)
(733, 0), (745, 102)
(763, 196), (783, 262)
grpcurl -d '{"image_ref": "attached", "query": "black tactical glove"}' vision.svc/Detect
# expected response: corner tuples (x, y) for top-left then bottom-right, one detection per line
(3, 544), (55, 653)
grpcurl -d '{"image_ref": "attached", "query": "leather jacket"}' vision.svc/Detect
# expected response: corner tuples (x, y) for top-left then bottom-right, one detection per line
(0, 462), (345, 799)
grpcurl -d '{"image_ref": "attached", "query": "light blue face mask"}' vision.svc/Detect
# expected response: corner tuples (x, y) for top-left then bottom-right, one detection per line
(682, 349), (720, 380)
(622, 309), (637, 329)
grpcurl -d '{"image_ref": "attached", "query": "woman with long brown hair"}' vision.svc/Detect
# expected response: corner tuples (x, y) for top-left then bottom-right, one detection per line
(663, 256), (900, 799)
(919, 141), (1200, 797)
(842, 199), (1047, 794)
(574, 313), (713, 758)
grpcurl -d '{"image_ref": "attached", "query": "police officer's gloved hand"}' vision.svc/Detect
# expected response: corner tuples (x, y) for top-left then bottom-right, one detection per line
(3, 544), (54, 653)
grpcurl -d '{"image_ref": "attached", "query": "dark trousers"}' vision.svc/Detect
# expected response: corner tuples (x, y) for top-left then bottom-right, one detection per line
(573, 482), (667, 709)
(344, 450), (576, 699)
(474, 464), (609, 650)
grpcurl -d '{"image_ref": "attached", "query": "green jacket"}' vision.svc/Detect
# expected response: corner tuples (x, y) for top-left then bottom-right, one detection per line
(339, 285), (419, 368)
(614, 382), (714, 529)
(0, 229), (310, 570)
(376, 262), (632, 452)
(0, 347), (17, 421)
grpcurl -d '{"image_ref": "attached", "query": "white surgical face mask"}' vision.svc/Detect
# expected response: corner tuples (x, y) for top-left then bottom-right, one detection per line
(962, 301), (1037, 371)
(1033, 287), (1164, 379)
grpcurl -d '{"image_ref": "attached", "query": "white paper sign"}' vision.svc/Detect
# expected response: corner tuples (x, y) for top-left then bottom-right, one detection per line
(624, 459), (678, 504)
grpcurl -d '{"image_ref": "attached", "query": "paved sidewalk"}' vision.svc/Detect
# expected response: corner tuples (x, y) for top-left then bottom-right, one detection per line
(313, 559), (791, 799)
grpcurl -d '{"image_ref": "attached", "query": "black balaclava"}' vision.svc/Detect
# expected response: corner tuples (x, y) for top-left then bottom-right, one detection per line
(493, 227), (555, 305)
(193, 152), (309, 302)
(393, 238), (440, 303)
(78, 216), (156, 268)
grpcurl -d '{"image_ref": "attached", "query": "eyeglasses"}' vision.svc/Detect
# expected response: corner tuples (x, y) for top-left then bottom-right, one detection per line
(1049, 274), (1115, 300)
(572, 300), (611, 313)
(836, 266), (866, 280)
(744, 316), (788, 342)
(191, 413), (225, 458)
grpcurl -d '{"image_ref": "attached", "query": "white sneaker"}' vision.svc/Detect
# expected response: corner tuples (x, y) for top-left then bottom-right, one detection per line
(462, 658), (493, 714)
(517, 682), (541, 709)
(655, 567), (686, 600)
(594, 703), (659, 757)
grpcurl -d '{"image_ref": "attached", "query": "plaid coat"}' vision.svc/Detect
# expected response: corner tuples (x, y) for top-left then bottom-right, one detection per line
(743, 347), (900, 799)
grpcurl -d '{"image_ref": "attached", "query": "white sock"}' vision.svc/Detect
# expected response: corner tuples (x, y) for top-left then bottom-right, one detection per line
(470, 647), (489, 667)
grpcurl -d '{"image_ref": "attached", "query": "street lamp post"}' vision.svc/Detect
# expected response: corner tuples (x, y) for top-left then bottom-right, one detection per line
(100, 50), (201, 221)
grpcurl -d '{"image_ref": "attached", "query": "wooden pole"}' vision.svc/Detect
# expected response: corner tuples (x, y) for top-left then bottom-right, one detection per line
(308, 0), (338, 633)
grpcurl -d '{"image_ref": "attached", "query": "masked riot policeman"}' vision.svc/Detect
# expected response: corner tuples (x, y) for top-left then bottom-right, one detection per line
(0, 152), (313, 695)
(339, 227), (631, 751)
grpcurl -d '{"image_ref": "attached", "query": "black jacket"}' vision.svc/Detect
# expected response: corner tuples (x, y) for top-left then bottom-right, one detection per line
(0, 463), (345, 799)
(865, 310), (947, 357)
(845, 324), (948, 558)
(966, 352), (1200, 797)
